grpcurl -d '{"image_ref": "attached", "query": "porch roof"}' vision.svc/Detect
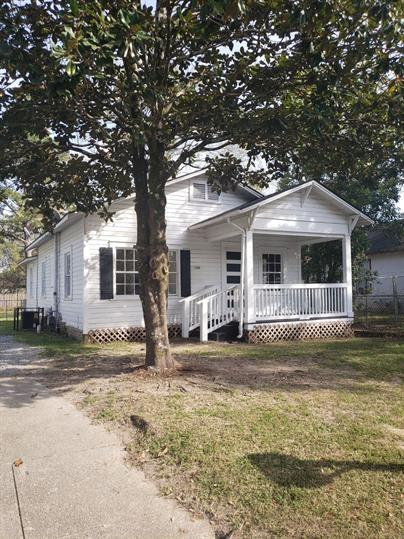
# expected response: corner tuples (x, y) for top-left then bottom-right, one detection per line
(189, 180), (373, 232)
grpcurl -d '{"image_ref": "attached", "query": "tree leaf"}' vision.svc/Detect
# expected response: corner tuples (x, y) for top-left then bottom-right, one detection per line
(70, 0), (79, 17)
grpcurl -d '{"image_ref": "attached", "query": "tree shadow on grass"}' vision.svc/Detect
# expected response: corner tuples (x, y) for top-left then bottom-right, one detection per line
(247, 452), (404, 489)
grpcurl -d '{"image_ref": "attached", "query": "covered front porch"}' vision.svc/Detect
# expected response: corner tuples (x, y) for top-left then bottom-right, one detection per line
(181, 231), (353, 342)
(181, 181), (371, 342)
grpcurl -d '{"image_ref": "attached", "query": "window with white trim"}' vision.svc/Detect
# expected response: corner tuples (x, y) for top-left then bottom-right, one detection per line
(262, 253), (282, 284)
(115, 248), (178, 296)
(41, 261), (47, 297)
(168, 250), (179, 295)
(64, 251), (72, 299)
(191, 181), (219, 202)
(115, 248), (139, 296)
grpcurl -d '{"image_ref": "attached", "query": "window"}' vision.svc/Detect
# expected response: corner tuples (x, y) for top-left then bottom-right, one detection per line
(168, 250), (178, 295)
(191, 181), (219, 202)
(41, 261), (47, 297)
(115, 248), (178, 297)
(262, 254), (282, 284)
(29, 267), (34, 298)
(64, 251), (72, 299)
(116, 248), (139, 296)
(225, 251), (241, 284)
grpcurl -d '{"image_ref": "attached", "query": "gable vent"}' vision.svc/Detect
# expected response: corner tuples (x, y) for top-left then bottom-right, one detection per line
(192, 182), (206, 200)
(207, 186), (219, 201)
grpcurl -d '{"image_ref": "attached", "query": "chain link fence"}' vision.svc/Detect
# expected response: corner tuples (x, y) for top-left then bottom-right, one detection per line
(354, 293), (404, 335)
(0, 292), (26, 320)
(354, 275), (404, 334)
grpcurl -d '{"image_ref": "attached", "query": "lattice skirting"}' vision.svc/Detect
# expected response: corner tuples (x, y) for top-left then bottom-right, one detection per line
(86, 324), (182, 345)
(245, 319), (354, 344)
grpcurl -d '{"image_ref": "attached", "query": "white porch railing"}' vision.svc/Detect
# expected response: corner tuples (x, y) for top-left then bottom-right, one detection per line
(179, 285), (219, 338)
(197, 285), (241, 341)
(181, 283), (349, 340)
(254, 283), (348, 320)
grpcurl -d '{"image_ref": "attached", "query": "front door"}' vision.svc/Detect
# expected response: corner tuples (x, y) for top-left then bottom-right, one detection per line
(222, 246), (242, 288)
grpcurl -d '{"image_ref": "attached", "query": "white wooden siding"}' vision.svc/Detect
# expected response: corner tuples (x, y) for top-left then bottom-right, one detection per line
(253, 192), (350, 236)
(83, 180), (253, 331)
(35, 239), (54, 311)
(253, 235), (302, 284)
(368, 252), (404, 294)
(25, 218), (84, 329)
(221, 235), (302, 287)
(57, 219), (84, 329)
(25, 260), (38, 308)
(200, 191), (351, 242)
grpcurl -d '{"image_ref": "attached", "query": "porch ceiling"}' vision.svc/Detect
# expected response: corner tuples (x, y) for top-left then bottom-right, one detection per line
(191, 226), (343, 245)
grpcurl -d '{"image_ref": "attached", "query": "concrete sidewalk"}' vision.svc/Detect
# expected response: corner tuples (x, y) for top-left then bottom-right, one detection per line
(0, 336), (213, 539)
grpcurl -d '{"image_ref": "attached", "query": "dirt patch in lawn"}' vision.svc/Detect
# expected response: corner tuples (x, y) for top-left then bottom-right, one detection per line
(18, 338), (404, 538)
(32, 341), (377, 395)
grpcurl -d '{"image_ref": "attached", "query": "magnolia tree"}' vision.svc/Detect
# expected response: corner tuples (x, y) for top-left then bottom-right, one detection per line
(0, 0), (401, 369)
(0, 182), (42, 292)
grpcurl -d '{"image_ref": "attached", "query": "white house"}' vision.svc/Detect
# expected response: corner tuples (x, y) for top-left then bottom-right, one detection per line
(21, 172), (372, 343)
(365, 227), (404, 296)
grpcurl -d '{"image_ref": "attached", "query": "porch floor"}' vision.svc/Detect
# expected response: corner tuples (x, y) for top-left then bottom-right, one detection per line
(249, 314), (352, 325)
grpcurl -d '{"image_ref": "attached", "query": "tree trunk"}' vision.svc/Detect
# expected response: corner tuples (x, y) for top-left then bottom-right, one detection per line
(133, 147), (175, 371)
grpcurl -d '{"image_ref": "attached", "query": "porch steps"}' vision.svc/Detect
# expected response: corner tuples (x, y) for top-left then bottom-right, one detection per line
(189, 321), (240, 343)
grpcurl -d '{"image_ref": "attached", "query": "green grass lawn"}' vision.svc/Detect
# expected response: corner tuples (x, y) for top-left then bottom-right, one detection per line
(1, 319), (403, 537)
(0, 318), (113, 357)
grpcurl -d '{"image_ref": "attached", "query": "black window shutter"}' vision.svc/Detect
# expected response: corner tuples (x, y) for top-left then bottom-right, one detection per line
(99, 247), (114, 300)
(180, 250), (191, 297)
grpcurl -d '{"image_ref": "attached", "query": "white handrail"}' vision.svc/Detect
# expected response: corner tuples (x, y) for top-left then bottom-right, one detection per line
(178, 284), (218, 303)
(254, 283), (348, 320)
(253, 283), (347, 289)
(197, 285), (241, 342)
(180, 284), (219, 337)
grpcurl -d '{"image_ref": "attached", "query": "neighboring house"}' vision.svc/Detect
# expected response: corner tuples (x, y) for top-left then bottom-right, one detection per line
(20, 172), (372, 343)
(366, 226), (404, 296)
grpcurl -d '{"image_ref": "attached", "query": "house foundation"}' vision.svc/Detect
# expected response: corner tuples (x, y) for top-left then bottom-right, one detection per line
(85, 324), (182, 345)
(244, 318), (354, 344)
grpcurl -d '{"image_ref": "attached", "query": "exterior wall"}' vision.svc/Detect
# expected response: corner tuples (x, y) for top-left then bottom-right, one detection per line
(24, 218), (84, 331)
(25, 260), (38, 308)
(368, 252), (404, 295)
(221, 234), (301, 286)
(35, 238), (55, 312)
(83, 178), (255, 332)
(202, 190), (351, 242)
(253, 235), (301, 284)
(253, 192), (350, 236)
(57, 219), (84, 329)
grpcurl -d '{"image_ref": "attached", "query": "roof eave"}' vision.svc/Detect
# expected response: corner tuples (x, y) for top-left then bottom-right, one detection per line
(26, 212), (84, 251)
(26, 232), (52, 251)
(18, 256), (37, 267)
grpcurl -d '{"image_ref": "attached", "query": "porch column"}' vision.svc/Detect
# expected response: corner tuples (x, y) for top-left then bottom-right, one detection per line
(342, 234), (353, 317)
(245, 230), (255, 323)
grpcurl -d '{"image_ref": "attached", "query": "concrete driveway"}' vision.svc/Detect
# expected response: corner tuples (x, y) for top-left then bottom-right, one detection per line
(0, 336), (213, 539)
